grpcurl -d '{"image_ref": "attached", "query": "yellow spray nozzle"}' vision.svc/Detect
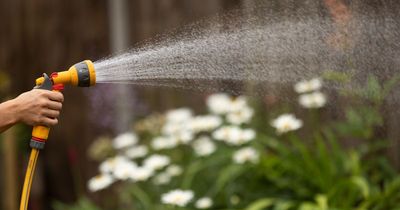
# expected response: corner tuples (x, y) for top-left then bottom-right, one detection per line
(35, 60), (96, 87)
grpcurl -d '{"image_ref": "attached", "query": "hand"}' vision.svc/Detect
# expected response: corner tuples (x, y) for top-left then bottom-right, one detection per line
(13, 89), (64, 127)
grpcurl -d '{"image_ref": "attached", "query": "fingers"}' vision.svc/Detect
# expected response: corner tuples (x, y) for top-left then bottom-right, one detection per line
(46, 101), (62, 111)
(41, 117), (59, 127)
(43, 109), (60, 119)
(35, 90), (63, 110)
(15, 89), (65, 127)
(37, 90), (64, 102)
(42, 97), (62, 127)
(38, 109), (60, 126)
(31, 116), (59, 127)
(37, 90), (63, 127)
(46, 91), (64, 102)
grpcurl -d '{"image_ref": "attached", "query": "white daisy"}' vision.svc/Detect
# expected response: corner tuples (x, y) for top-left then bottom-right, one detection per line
(233, 147), (259, 164)
(229, 96), (249, 112)
(206, 93), (232, 114)
(212, 126), (255, 146)
(166, 165), (183, 177)
(166, 108), (193, 124)
(87, 174), (114, 192)
(162, 121), (190, 136)
(271, 114), (303, 134)
(189, 115), (222, 133)
(99, 156), (130, 174)
(192, 136), (216, 157)
(130, 167), (154, 182)
(125, 145), (148, 159)
(294, 78), (322, 93)
(152, 136), (178, 150)
(195, 197), (213, 209)
(174, 130), (195, 144)
(241, 129), (256, 141)
(113, 161), (138, 181)
(212, 126), (231, 141)
(161, 189), (194, 207)
(112, 132), (138, 149)
(226, 107), (254, 125)
(153, 172), (172, 185)
(299, 91), (327, 108)
(143, 154), (170, 171)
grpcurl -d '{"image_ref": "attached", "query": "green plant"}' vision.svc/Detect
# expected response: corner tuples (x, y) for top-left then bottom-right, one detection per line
(57, 76), (400, 210)
(53, 197), (101, 210)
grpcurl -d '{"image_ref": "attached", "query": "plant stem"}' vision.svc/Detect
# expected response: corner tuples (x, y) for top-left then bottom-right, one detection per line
(130, 184), (152, 210)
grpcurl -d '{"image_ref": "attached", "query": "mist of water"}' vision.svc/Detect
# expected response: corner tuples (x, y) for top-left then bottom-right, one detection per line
(93, 0), (400, 95)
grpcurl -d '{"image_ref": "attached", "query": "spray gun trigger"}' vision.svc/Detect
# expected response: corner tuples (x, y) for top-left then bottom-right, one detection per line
(34, 73), (53, 91)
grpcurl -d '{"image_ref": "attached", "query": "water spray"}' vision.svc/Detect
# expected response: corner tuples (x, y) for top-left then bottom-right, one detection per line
(19, 60), (96, 210)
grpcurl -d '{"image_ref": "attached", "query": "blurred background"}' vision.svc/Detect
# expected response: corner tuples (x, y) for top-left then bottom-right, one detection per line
(0, 1), (240, 209)
(1, 0), (400, 210)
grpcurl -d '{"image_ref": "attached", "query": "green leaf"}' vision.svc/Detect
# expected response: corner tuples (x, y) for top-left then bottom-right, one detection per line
(273, 200), (294, 210)
(382, 74), (400, 98)
(315, 194), (328, 210)
(299, 202), (319, 210)
(213, 164), (246, 195)
(351, 176), (370, 198)
(322, 70), (353, 83)
(181, 160), (203, 189)
(181, 152), (230, 189)
(129, 184), (152, 210)
(53, 197), (101, 210)
(245, 198), (274, 210)
(365, 75), (382, 103)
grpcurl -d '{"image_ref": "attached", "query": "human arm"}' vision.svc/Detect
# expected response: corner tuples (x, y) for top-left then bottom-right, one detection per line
(0, 89), (64, 133)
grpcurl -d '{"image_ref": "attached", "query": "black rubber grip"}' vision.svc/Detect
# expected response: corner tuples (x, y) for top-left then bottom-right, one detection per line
(75, 62), (90, 87)
(30, 140), (45, 150)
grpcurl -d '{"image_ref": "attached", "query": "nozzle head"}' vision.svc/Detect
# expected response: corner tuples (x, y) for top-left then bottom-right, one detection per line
(71, 60), (96, 87)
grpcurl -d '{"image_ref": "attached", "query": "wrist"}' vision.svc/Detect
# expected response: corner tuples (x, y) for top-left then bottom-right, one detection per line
(2, 99), (20, 125)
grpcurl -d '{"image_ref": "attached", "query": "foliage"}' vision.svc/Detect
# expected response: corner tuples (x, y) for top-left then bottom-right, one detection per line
(56, 76), (400, 210)
(53, 197), (101, 210)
